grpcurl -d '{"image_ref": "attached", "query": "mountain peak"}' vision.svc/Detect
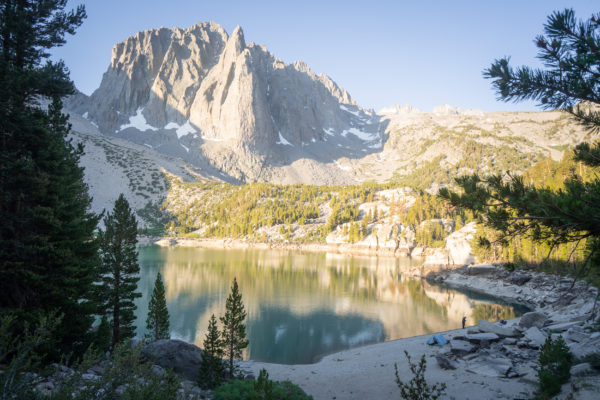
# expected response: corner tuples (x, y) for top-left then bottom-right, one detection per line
(227, 25), (246, 54)
(78, 21), (380, 182)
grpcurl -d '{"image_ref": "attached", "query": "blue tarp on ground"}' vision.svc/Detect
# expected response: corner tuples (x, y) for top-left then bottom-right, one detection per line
(426, 334), (448, 346)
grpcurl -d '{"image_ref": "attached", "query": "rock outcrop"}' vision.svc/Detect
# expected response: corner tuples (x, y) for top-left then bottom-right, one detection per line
(141, 339), (203, 381)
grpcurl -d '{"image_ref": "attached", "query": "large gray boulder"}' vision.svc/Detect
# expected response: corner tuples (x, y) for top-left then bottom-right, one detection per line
(478, 320), (519, 338)
(570, 363), (595, 377)
(465, 333), (501, 344)
(543, 321), (581, 332)
(450, 340), (476, 356)
(523, 327), (547, 349)
(467, 265), (497, 275)
(564, 327), (589, 343)
(466, 353), (513, 378)
(142, 339), (203, 381)
(518, 312), (547, 329)
(507, 272), (531, 286)
(568, 336), (600, 359)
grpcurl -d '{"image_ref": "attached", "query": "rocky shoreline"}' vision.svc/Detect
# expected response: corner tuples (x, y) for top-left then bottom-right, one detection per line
(137, 235), (465, 261)
(240, 264), (600, 399)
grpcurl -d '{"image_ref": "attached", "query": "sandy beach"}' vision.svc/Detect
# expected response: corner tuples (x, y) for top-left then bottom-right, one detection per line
(242, 324), (534, 400)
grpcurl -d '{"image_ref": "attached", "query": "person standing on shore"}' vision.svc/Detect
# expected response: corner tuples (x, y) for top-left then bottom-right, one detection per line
(462, 316), (466, 329)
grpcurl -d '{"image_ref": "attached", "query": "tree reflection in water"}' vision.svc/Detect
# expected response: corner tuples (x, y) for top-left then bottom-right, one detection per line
(134, 246), (521, 364)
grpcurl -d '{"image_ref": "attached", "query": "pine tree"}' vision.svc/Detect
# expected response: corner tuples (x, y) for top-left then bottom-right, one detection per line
(440, 9), (600, 275)
(0, 1), (99, 359)
(94, 315), (111, 354)
(98, 194), (142, 347)
(198, 314), (226, 389)
(220, 277), (249, 379)
(146, 272), (170, 341)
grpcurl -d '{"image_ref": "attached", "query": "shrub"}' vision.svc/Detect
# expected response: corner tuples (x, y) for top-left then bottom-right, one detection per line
(394, 351), (446, 400)
(214, 370), (312, 400)
(579, 352), (600, 370)
(253, 369), (274, 399)
(0, 313), (61, 400)
(536, 336), (573, 399)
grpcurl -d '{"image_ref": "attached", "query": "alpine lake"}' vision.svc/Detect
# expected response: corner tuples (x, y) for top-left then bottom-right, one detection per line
(134, 246), (525, 364)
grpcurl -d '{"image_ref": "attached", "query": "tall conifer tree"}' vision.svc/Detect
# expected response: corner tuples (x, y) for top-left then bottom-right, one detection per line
(145, 272), (170, 341)
(0, 1), (99, 359)
(98, 194), (141, 347)
(220, 277), (249, 379)
(198, 314), (226, 389)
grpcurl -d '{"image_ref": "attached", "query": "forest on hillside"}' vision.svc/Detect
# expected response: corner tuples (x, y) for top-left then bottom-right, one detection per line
(155, 148), (597, 274)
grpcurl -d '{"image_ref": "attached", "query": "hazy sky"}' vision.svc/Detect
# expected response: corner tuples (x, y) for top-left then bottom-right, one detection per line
(51, 1), (598, 112)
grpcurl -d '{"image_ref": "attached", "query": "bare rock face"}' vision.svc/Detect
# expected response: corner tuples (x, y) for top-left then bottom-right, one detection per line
(89, 23), (227, 132)
(72, 22), (380, 182)
(445, 222), (477, 265)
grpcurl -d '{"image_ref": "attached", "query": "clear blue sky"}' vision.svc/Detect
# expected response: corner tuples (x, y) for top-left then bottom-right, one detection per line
(51, 0), (598, 112)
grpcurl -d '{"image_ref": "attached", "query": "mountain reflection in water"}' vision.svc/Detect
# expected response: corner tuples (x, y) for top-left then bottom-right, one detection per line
(134, 246), (521, 364)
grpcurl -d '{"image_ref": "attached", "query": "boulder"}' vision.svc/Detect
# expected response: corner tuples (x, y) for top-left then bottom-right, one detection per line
(81, 373), (100, 381)
(445, 222), (477, 265)
(518, 312), (547, 329)
(151, 364), (167, 378)
(570, 363), (595, 377)
(568, 336), (600, 359)
(467, 265), (497, 276)
(523, 327), (547, 348)
(478, 320), (519, 338)
(543, 321), (581, 332)
(466, 354), (513, 378)
(35, 381), (56, 396)
(507, 272), (531, 286)
(564, 327), (589, 343)
(142, 339), (203, 381)
(465, 333), (501, 344)
(435, 354), (458, 370)
(450, 340), (476, 356)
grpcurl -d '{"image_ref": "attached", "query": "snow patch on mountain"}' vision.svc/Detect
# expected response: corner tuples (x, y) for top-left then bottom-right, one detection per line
(277, 132), (293, 146)
(119, 108), (158, 132)
(323, 128), (336, 136)
(334, 160), (351, 171)
(165, 120), (197, 139)
(339, 104), (361, 117)
(341, 127), (378, 142)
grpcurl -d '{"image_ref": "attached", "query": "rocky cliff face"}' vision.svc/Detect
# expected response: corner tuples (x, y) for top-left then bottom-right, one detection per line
(70, 22), (380, 182)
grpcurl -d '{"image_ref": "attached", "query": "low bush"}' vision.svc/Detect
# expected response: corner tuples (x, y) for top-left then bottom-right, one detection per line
(394, 351), (446, 400)
(50, 343), (180, 400)
(0, 312), (63, 400)
(214, 369), (312, 400)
